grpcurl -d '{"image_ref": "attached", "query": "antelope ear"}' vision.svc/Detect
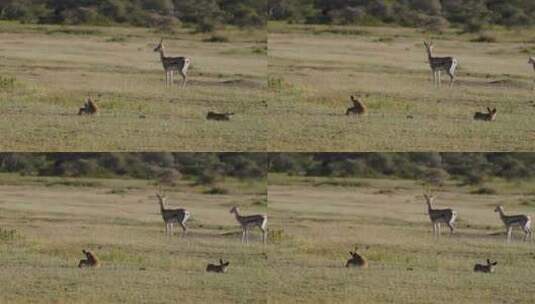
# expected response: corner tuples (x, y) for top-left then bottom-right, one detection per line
(487, 259), (490, 264)
(219, 258), (223, 264)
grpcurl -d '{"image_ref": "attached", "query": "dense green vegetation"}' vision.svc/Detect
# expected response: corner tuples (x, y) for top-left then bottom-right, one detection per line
(269, 0), (535, 31)
(2, 153), (534, 184)
(269, 153), (535, 183)
(0, 0), (266, 31)
(0, 153), (267, 181)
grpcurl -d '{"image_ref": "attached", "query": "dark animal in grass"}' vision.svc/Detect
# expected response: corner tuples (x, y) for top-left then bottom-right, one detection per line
(78, 249), (100, 268)
(345, 248), (368, 268)
(78, 97), (99, 115)
(473, 107), (497, 121)
(206, 111), (234, 121)
(474, 259), (497, 273)
(206, 259), (230, 273)
(346, 95), (367, 116)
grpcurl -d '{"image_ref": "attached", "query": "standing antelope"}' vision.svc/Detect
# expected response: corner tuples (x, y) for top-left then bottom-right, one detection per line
(423, 193), (457, 237)
(156, 191), (191, 236)
(229, 206), (267, 244)
(424, 41), (457, 87)
(528, 56), (535, 90)
(494, 205), (532, 242)
(154, 39), (191, 88)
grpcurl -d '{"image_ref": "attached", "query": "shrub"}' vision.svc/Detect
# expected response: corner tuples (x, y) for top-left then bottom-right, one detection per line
(203, 187), (229, 195)
(196, 170), (219, 185)
(0, 228), (20, 242)
(471, 33), (497, 43)
(268, 229), (288, 244)
(422, 168), (449, 186)
(0, 76), (16, 91)
(423, 16), (449, 32)
(471, 187), (497, 195)
(203, 34), (229, 43)
(157, 168), (181, 186)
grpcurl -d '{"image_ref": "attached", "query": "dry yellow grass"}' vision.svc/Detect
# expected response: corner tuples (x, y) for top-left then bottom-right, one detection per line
(0, 174), (268, 303)
(268, 174), (535, 303)
(268, 22), (535, 151)
(0, 22), (267, 151)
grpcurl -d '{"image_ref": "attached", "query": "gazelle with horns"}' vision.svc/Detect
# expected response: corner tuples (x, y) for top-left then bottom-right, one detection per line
(154, 38), (191, 87)
(229, 206), (267, 244)
(494, 205), (532, 242)
(155, 188), (191, 236)
(423, 192), (457, 237)
(423, 41), (457, 87)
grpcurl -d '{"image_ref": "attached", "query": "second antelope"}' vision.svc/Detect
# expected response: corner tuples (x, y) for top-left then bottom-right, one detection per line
(154, 39), (191, 88)
(230, 206), (267, 244)
(423, 193), (457, 237)
(494, 205), (532, 242)
(156, 190), (191, 236)
(424, 41), (457, 87)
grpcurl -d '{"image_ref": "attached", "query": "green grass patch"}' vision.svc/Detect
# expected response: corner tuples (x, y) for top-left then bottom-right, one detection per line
(0, 227), (20, 242)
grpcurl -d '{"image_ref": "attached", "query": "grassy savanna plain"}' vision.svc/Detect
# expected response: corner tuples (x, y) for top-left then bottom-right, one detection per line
(0, 174), (268, 303)
(0, 22), (267, 151)
(268, 174), (535, 303)
(268, 22), (535, 151)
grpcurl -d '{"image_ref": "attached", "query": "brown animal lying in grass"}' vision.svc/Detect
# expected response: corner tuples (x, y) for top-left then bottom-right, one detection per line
(78, 249), (100, 268)
(206, 259), (229, 273)
(473, 259), (497, 273)
(206, 111), (234, 121)
(346, 95), (367, 116)
(78, 97), (99, 115)
(345, 247), (368, 268)
(473, 107), (496, 121)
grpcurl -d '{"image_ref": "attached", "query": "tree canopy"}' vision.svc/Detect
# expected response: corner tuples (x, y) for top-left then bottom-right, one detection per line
(0, 0), (266, 30)
(269, 0), (535, 30)
(0, 153), (267, 183)
(269, 153), (535, 183)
